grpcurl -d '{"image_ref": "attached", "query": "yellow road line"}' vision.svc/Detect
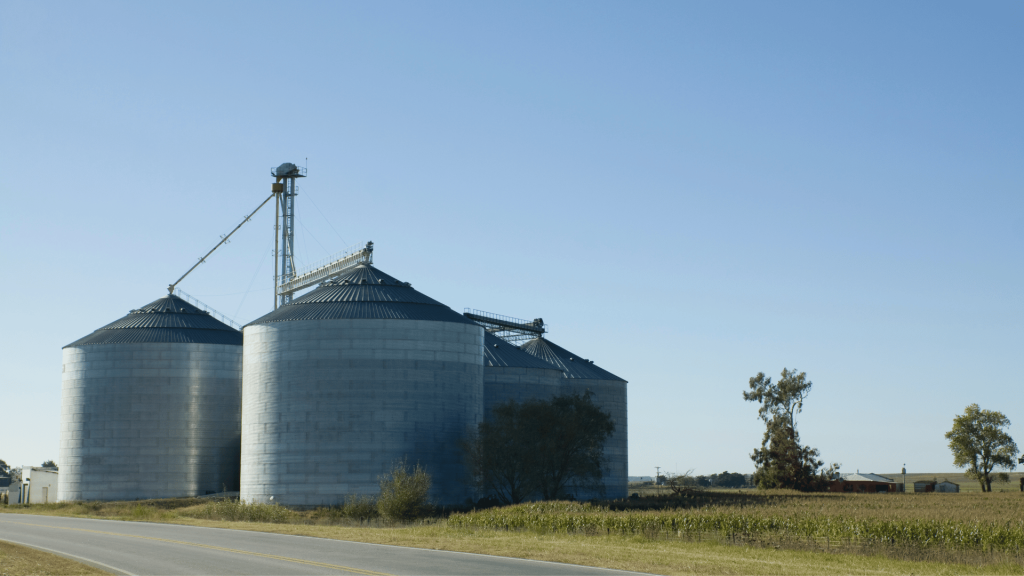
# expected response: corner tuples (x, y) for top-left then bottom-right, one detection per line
(0, 519), (393, 576)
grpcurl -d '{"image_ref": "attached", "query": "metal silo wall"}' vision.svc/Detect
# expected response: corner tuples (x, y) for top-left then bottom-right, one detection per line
(483, 366), (563, 419)
(562, 378), (628, 500)
(59, 343), (242, 501)
(240, 319), (484, 507)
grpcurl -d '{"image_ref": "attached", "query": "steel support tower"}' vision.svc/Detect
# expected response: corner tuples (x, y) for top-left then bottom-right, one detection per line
(272, 163), (306, 309)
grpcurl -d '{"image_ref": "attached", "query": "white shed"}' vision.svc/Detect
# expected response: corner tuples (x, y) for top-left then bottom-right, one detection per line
(935, 481), (959, 493)
(9, 467), (59, 504)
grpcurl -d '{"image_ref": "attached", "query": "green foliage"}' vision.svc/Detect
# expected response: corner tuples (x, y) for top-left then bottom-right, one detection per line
(743, 368), (834, 491)
(743, 368), (811, 431)
(465, 391), (615, 503)
(182, 499), (292, 523)
(449, 501), (1024, 553)
(465, 400), (542, 504)
(41, 460), (58, 470)
(308, 496), (379, 524)
(342, 494), (379, 521)
(750, 418), (831, 491)
(534, 392), (616, 500)
(377, 459), (432, 523)
(702, 471), (747, 488)
(0, 459), (10, 477)
(946, 404), (1018, 492)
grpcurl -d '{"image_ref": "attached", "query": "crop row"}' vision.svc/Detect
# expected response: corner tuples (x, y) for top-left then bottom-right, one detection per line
(448, 502), (1024, 552)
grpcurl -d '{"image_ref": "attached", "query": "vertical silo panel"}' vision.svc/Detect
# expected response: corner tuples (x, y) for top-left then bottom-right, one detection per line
(60, 295), (243, 502)
(60, 342), (241, 501)
(240, 264), (486, 507)
(241, 319), (482, 507)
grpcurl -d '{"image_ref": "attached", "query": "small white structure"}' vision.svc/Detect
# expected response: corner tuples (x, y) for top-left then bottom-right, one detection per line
(8, 467), (59, 504)
(935, 481), (960, 493)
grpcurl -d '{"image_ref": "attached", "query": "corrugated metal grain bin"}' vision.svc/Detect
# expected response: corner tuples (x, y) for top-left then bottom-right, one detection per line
(240, 263), (483, 506)
(481, 332), (563, 418)
(60, 295), (242, 501)
(520, 337), (628, 500)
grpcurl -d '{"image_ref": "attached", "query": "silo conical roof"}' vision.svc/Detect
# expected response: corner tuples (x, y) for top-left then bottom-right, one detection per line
(520, 337), (625, 381)
(247, 262), (476, 326)
(65, 295), (242, 347)
(483, 332), (562, 370)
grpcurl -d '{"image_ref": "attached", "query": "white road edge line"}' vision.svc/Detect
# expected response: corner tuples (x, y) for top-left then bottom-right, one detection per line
(0, 536), (139, 576)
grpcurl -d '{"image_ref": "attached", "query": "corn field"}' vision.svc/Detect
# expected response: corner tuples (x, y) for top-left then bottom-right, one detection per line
(449, 501), (1024, 552)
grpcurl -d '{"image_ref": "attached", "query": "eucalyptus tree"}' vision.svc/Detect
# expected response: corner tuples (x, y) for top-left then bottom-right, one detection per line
(946, 404), (1018, 492)
(743, 368), (834, 490)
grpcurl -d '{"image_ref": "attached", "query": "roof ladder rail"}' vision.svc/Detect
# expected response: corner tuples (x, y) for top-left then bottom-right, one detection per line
(463, 309), (546, 345)
(276, 241), (374, 299)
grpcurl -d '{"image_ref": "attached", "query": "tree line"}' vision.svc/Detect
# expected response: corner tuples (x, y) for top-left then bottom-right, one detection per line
(742, 368), (1019, 492)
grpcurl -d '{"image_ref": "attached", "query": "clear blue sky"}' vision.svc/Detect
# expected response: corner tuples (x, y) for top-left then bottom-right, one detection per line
(2, 1), (1021, 478)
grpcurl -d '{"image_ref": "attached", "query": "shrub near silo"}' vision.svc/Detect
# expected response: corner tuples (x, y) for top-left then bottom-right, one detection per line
(377, 459), (432, 523)
(342, 494), (379, 521)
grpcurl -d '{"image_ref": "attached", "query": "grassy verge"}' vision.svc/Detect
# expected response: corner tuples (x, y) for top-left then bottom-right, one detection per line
(0, 539), (108, 576)
(4, 501), (1024, 575)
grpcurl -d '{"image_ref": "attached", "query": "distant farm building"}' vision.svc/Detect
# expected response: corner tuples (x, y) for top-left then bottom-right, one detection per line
(830, 473), (898, 493)
(914, 480), (960, 493)
(8, 467), (59, 504)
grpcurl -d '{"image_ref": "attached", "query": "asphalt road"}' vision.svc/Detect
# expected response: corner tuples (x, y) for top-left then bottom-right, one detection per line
(0, 515), (643, 576)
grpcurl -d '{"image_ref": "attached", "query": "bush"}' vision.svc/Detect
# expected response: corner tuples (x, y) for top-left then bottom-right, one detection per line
(377, 459), (431, 523)
(182, 499), (291, 523)
(343, 494), (379, 520)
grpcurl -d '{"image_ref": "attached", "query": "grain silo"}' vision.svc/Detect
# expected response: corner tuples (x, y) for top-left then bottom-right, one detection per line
(60, 294), (242, 501)
(240, 262), (483, 506)
(520, 337), (628, 500)
(481, 332), (563, 418)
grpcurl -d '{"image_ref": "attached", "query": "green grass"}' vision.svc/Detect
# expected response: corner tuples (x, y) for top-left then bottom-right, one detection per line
(5, 493), (1024, 574)
(5, 505), (1021, 575)
(0, 539), (109, 575)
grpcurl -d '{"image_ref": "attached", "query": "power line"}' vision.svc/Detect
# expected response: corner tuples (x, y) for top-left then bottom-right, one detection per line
(233, 238), (274, 323)
(299, 219), (332, 260)
(302, 187), (349, 247)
